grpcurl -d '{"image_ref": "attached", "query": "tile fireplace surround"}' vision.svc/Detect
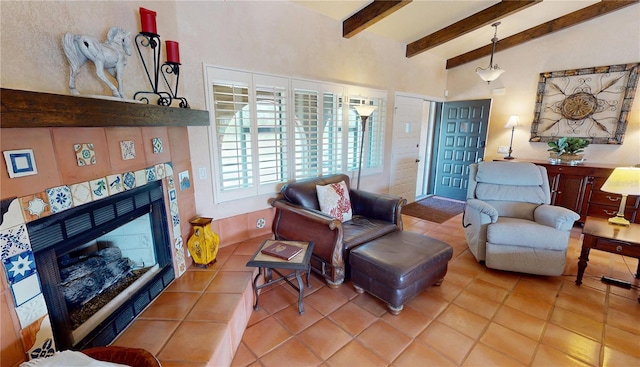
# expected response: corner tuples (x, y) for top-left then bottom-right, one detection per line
(0, 125), (273, 365)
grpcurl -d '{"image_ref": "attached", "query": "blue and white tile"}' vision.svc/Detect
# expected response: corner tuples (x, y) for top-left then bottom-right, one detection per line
(146, 167), (157, 182)
(120, 140), (136, 160)
(168, 188), (177, 203)
(46, 186), (72, 214)
(3, 250), (36, 283)
(175, 244), (186, 277)
(107, 174), (124, 195)
(74, 143), (96, 166)
(164, 162), (174, 177)
(155, 163), (166, 180)
(122, 172), (136, 190)
(16, 294), (48, 329)
(90, 178), (109, 201)
(134, 170), (147, 188)
(0, 198), (26, 230)
(70, 182), (93, 207)
(0, 224), (31, 261)
(10, 273), (41, 307)
(152, 137), (163, 154)
(27, 317), (56, 359)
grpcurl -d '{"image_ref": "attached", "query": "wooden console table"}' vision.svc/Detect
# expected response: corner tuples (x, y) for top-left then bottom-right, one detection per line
(576, 217), (640, 289)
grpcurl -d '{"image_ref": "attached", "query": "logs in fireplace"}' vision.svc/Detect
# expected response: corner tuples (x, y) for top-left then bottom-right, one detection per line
(28, 181), (174, 350)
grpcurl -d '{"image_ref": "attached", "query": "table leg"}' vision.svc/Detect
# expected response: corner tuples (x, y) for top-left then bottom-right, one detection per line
(294, 270), (305, 315)
(576, 246), (590, 286)
(635, 259), (640, 279)
(252, 268), (262, 311)
(305, 264), (311, 288)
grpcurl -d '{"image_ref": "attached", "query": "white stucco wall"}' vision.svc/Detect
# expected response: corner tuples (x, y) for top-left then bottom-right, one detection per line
(445, 4), (640, 166)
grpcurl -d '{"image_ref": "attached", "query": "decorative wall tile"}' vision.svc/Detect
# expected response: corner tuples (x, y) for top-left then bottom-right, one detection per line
(145, 167), (157, 182)
(69, 182), (93, 207)
(3, 250), (35, 283)
(3, 149), (38, 178)
(174, 244), (186, 277)
(0, 198), (26, 231)
(134, 170), (147, 187)
(168, 188), (177, 203)
(155, 163), (166, 180)
(166, 175), (175, 189)
(164, 162), (174, 177)
(26, 316), (55, 359)
(45, 186), (72, 214)
(74, 143), (96, 166)
(16, 294), (48, 329)
(19, 193), (51, 222)
(120, 140), (136, 160)
(10, 273), (41, 307)
(178, 170), (190, 191)
(122, 172), (136, 190)
(90, 178), (109, 201)
(170, 202), (180, 228)
(106, 174), (123, 195)
(152, 138), (163, 154)
(0, 224), (31, 260)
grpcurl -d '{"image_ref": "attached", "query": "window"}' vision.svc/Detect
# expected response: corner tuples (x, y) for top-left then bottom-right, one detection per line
(206, 66), (386, 202)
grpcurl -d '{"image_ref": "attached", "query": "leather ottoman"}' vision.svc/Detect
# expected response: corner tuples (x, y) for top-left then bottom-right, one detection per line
(349, 231), (453, 315)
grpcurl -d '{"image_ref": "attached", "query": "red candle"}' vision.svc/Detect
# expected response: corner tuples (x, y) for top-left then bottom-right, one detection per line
(140, 7), (157, 35)
(166, 41), (180, 64)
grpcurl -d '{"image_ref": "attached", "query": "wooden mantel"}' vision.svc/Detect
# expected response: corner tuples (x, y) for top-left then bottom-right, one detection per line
(1, 88), (210, 128)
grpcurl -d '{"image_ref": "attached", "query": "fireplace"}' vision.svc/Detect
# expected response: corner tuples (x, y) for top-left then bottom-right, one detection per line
(29, 181), (174, 350)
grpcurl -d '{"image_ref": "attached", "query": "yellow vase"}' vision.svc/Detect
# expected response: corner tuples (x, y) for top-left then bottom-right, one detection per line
(187, 217), (219, 267)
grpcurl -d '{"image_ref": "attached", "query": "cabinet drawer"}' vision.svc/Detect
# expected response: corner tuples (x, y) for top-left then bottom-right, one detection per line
(587, 203), (638, 222)
(593, 238), (640, 258)
(589, 191), (640, 207)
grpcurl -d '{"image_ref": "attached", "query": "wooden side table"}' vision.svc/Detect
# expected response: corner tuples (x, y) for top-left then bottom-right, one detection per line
(246, 240), (314, 314)
(576, 217), (640, 288)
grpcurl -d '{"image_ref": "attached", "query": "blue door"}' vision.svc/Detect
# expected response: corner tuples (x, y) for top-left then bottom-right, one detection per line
(432, 99), (491, 200)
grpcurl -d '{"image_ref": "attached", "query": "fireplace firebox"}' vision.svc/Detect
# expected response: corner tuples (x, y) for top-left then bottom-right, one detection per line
(28, 181), (174, 350)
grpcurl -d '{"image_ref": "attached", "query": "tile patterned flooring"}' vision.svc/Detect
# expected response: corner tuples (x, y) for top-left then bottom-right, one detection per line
(120, 213), (640, 366)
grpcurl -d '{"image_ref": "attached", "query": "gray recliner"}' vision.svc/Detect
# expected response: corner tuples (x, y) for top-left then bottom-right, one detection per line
(462, 162), (580, 276)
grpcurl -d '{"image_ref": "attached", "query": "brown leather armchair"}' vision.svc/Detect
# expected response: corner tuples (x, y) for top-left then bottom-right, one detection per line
(270, 174), (405, 287)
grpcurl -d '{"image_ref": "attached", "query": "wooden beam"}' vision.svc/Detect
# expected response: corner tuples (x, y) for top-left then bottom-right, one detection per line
(406, 0), (540, 58)
(1, 88), (210, 128)
(446, 0), (639, 69)
(343, 0), (412, 39)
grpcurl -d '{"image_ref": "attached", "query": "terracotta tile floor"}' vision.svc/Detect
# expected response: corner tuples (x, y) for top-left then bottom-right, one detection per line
(232, 214), (640, 367)
(116, 213), (640, 366)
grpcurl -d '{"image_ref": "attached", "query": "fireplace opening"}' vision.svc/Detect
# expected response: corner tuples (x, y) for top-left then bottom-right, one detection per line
(29, 181), (175, 350)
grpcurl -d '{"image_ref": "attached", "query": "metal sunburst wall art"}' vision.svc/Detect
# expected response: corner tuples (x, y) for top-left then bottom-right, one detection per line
(530, 63), (640, 144)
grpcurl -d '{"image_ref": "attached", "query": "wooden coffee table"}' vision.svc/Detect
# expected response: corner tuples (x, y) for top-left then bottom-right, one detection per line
(576, 217), (640, 290)
(246, 240), (314, 314)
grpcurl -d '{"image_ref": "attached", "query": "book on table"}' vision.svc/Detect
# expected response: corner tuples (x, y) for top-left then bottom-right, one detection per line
(261, 241), (303, 261)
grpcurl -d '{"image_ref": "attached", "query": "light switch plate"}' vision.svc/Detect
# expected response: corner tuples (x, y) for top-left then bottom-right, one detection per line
(497, 146), (509, 154)
(198, 167), (206, 179)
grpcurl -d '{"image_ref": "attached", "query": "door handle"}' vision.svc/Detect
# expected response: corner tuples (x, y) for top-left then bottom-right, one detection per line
(415, 159), (420, 163)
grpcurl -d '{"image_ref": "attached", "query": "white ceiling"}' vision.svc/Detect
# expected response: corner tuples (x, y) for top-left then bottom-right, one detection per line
(293, 0), (600, 60)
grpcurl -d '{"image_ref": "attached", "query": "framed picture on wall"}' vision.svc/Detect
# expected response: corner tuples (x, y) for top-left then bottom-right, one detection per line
(529, 62), (640, 144)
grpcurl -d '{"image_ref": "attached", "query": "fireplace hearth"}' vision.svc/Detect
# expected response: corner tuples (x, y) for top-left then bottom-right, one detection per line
(29, 181), (174, 350)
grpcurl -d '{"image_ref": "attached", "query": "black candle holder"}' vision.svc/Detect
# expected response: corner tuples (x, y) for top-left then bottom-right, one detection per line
(161, 62), (189, 108)
(133, 32), (173, 106)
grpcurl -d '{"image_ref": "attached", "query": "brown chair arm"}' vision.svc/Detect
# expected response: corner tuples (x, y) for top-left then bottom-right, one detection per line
(349, 189), (406, 229)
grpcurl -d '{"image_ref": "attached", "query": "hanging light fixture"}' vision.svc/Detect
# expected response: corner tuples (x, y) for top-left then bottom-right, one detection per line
(476, 22), (505, 83)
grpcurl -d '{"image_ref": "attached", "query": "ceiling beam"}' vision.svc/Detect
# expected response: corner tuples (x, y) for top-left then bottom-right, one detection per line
(406, 0), (541, 58)
(446, 0), (639, 69)
(343, 0), (412, 39)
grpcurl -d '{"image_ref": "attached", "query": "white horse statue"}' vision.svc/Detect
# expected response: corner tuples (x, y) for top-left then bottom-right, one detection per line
(63, 27), (132, 98)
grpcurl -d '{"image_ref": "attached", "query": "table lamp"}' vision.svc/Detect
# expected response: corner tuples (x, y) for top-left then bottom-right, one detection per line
(504, 115), (520, 160)
(600, 166), (640, 226)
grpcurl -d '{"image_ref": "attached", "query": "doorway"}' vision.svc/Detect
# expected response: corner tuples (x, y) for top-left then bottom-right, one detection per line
(431, 99), (491, 201)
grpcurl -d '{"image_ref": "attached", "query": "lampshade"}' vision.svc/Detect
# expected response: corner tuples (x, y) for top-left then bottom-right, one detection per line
(354, 104), (377, 117)
(476, 68), (505, 83)
(504, 115), (521, 128)
(601, 167), (640, 195)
